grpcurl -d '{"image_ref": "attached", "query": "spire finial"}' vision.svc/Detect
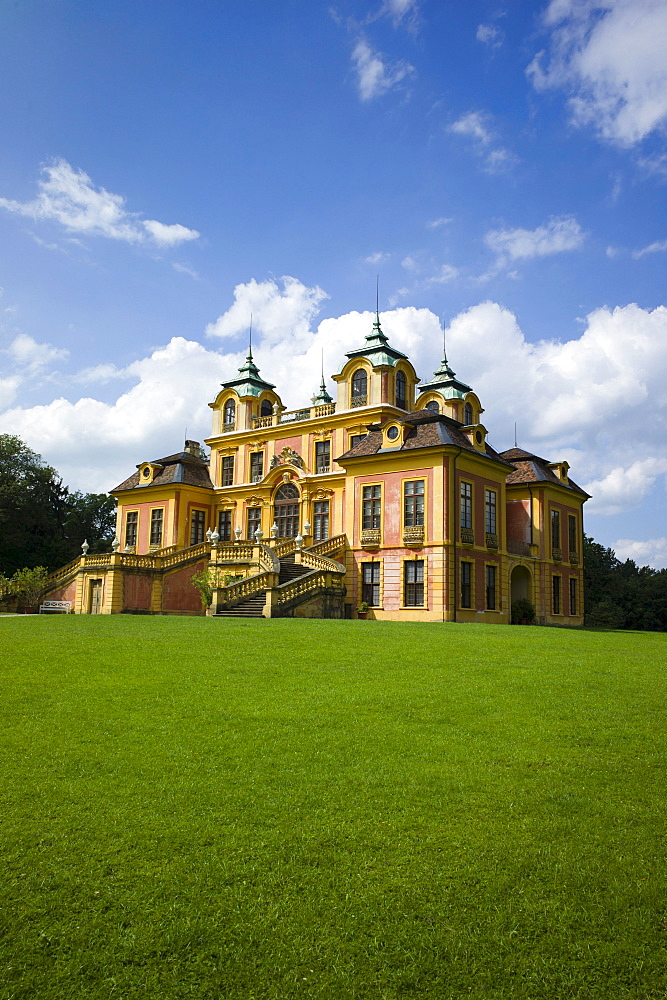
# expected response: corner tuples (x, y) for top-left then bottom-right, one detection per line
(248, 313), (253, 359)
(376, 275), (380, 325)
(442, 316), (448, 364)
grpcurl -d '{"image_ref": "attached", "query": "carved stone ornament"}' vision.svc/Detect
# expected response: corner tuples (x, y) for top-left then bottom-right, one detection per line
(219, 500), (237, 510)
(250, 440), (267, 451)
(282, 472), (291, 483)
(269, 454), (282, 470)
(312, 488), (334, 500)
(280, 446), (304, 468)
(246, 495), (265, 506)
(314, 427), (335, 439)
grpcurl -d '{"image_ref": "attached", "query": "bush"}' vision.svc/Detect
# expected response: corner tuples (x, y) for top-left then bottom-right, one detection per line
(11, 566), (49, 607)
(511, 598), (535, 624)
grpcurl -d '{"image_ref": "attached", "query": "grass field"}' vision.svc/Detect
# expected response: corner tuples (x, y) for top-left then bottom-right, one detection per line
(1, 617), (666, 1000)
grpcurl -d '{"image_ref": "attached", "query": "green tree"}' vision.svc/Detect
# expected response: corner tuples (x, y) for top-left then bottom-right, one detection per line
(0, 434), (70, 575)
(63, 491), (116, 555)
(0, 434), (117, 575)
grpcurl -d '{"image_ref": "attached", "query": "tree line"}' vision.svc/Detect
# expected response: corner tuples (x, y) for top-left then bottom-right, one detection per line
(583, 536), (667, 631)
(0, 434), (116, 577)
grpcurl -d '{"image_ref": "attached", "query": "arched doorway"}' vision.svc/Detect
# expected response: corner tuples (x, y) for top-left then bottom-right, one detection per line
(510, 565), (532, 604)
(274, 482), (300, 538)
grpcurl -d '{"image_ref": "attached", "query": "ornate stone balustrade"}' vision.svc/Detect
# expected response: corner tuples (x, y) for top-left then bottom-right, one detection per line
(460, 527), (475, 545)
(298, 550), (345, 574)
(360, 529), (380, 548)
(403, 526), (424, 546)
(308, 533), (346, 558)
(276, 569), (331, 605)
(485, 532), (498, 549)
(219, 571), (274, 605)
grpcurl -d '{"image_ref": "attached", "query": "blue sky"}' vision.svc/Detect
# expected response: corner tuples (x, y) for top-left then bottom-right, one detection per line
(1, 0), (666, 565)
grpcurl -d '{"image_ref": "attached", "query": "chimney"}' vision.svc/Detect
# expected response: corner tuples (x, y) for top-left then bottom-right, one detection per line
(184, 439), (200, 456)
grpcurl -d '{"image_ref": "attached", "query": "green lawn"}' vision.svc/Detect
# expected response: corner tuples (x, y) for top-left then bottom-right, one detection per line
(1, 617), (666, 999)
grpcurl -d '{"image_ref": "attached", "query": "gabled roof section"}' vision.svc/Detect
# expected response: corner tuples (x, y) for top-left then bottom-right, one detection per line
(336, 410), (513, 468)
(220, 347), (276, 398)
(501, 448), (590, 497)
(112, 449), (213, 493)
(344, 310), (408, 369)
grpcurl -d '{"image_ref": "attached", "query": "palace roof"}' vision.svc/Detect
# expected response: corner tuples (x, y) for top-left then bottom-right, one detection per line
(337, 410), (513, 467)
(501, 448), (590, 496)
(112, 449), (213, 493)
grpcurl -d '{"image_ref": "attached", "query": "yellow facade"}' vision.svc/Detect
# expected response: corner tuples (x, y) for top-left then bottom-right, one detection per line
(44, 312), (589, 621)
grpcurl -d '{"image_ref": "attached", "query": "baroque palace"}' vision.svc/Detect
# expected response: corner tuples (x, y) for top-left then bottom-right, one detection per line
(44, 311), (589, 622)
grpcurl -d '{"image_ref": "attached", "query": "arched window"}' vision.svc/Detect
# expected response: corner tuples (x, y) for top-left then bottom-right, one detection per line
(223, 399), (236, 427)
(351, 368), (367, 406)
(395, 370), (406, 409)
(274, 482), (300, 538)
(260, 399), (273, 417)
(425, 400), (440, 414)
(464, 402), (473, 425)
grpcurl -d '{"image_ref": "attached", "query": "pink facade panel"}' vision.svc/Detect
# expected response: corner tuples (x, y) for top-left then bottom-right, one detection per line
(123, 573), (152, 610)
(162, 559), (207, 613)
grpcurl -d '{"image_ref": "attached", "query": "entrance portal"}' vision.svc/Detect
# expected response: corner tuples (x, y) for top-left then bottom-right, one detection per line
(89, 579), (103, 614)
(510, 565), (532, 604)
(273, 482), (300, 538)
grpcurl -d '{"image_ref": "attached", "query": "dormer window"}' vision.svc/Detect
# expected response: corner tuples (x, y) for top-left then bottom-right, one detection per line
(396, 370), (406, 409)
(464, 402), (473, 425)
(223, 399), (236, 430)
(351, 369), (367, 407)
(425, 400), (440, 414)
(260, 399), (273, 417)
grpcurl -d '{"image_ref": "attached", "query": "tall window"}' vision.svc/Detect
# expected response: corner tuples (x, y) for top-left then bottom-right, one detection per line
(250, 451), (264, 482)
(460, 482), (472, 530)
(460, 561), (472, 608)
(351, 368), (367, 405)
(395, 370), (406, 409)
(315, 440), (331, 474)
(125, 511), (138, 548)
(221, 455), (234, 487)
(260, 399), (273, 417)
(551, 509), (561, 551)
(464, 402), (473, 425)
(569, 578), (577, 616)
(362, 562), (380, 606)
(568, 514), (577, 557)
(552, 575), (561, 615)
(404, 480), (425, 527)
(485, 565), (496, 610)
(247, 506), (261, 539)
(190, 510), (205, 546)
(274, 482), (300, 538)
(150, 509), (163, 547)
(313, 500), (330, 541)
(362, 485), (381, 530)
(485, 489), (497, 534)
(218, 510), (232, 542)
(404, 560), (424, 606)
(223, 399), (235, 428)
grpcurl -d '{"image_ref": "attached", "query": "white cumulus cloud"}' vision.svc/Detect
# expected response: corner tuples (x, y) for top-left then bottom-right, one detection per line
(0, 159), (199, 247)
(528, 0), (667, 147)
(351, 39), (415, 101)
(613, 536), (667, 569)
(484, 215), (585, 270)
(2, 284), (667, 560)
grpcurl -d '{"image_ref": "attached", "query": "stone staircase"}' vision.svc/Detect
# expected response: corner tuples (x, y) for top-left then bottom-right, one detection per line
(278, 554), (313, 585)
(214, 590), (267, 618)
